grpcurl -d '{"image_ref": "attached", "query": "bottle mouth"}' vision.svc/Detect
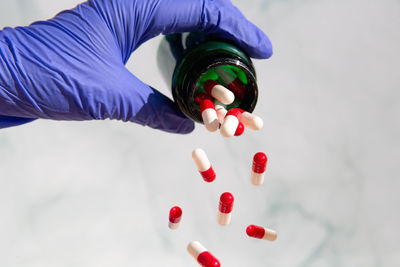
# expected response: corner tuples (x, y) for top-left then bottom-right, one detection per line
(173, 56), (258, 123)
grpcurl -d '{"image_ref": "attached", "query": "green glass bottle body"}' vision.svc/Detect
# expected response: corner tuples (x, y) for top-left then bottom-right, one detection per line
(157, 33), (258, 123)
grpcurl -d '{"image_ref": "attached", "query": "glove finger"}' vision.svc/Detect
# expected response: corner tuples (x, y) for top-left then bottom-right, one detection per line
(110, 70), (195, 134)
(0, 116), (36, 129)
(150, 0), (272, 59)
(133, 86), (195, 134)
(202, 2), (273, 59)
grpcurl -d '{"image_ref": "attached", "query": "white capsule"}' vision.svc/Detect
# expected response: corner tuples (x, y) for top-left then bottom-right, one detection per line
(192, 148), (211, 172)
(217, 212), (231, 226)
(168, 222), (179, 230)
(241, 112), (263, 130)
(214, 103), (228, 124)
(202, 108), (219, 132)
(220, 115), (239, 138)
(212, 85), (235, 105)
(204, 80), (235, 105)
(251, 172), (265, 186)
(263, 229), (278, 241)
(168, 206), (182, 230)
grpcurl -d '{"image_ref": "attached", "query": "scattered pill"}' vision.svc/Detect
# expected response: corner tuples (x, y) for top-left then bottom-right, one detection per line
(192, 148), (216, 182)
(187, 241), (221, 267)
(203, 80), (235, 105)
(215, 66), (246, 100)
(234, 122), (245, 136)
(200, 98), (219, 132)
(251, 152), (267, 186)
(220, 108), (242, 138)
(168, 206), (182, 230)
(240, 111), (263, 130)
(246, 225), (277, 241)
(218, 192), (234, 226)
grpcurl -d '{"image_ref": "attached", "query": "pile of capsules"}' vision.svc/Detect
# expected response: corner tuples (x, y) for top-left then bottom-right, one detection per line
(195, 66), (263, 137)
(168, 149), (276, 267)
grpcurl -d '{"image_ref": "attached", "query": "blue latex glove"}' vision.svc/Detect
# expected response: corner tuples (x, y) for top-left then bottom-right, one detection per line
(0, 0), (272, 133)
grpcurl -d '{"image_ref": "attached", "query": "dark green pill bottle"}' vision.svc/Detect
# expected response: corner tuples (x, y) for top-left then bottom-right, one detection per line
(157, 33), (259, 123)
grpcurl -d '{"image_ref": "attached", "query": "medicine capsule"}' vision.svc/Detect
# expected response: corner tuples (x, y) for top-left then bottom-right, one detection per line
(192, 148), (216, 182)
(215, 67), (246, 100)
(251, 152), (267, 186)
(246, 225), (277, 241)
(214, 102), (227, 124)
(218, 192), (234, 226)
(168, 206), (182, 230)
(195, 92), (211, 104)
(240, 110), (263, 130)
(203, 80), (235, 105)
(220, 108), (242, 138)
(200, 98), (219, 132)
(234, 122), (245, 136)
(187, 241), (221, 267)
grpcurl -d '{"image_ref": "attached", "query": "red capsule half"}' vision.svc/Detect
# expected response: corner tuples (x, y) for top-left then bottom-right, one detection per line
(169, 206), (182, 223)
(246, 225), (266, 239)
(234, 122), (245, 136)
(200, 167), (216, 183)
(253, 152), (267, 173)
(199, 99), (215, 113)
(198, 251), (221, 267)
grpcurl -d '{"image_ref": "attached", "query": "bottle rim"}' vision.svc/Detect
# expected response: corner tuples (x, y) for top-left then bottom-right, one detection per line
(173, 55), (258, 123)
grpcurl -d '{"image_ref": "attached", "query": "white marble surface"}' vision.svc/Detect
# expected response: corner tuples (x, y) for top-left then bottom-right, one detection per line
(1, 0), (399, 266)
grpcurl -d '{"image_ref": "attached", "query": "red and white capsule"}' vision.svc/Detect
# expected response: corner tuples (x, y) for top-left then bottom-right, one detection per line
(251, 152), (268, 186)
(240, 111), (263, 130)
(168, 206), (182, 230)
(246, 225), (277, 241)
(192, 148), (216, 182)
(200, 98), (219, 132)
(220, 108), (242, 138)
(215, 67), (246, 100)
(187, 241), (221, 267)
(203, 80), (235, 105)
(218, 192), (234, 226)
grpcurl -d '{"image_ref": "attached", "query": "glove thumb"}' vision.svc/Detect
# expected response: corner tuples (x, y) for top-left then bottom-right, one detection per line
(107, 69), (194, 134)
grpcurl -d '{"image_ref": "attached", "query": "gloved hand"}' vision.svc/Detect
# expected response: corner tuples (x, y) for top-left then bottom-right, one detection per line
(0, 0), (272, 133)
